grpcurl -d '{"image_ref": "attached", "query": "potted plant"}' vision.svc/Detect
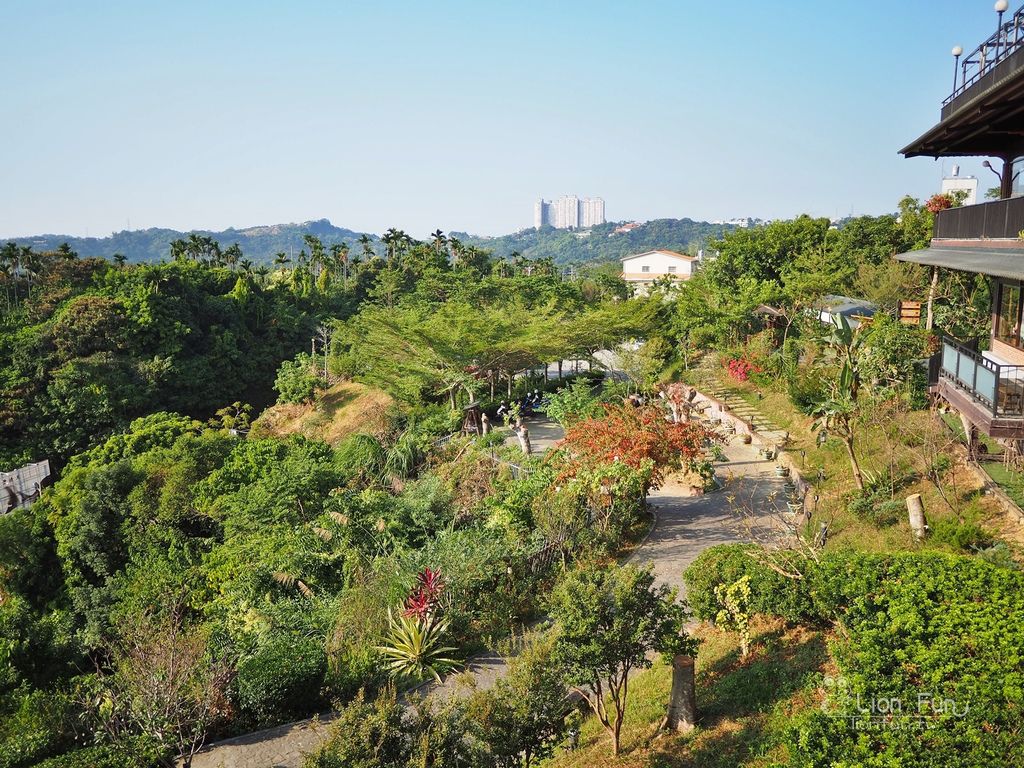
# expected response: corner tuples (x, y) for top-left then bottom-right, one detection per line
(775, 465), (790, 478)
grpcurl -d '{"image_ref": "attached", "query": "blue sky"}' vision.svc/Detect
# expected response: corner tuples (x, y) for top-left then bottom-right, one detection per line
(0, 0), (1011, 238)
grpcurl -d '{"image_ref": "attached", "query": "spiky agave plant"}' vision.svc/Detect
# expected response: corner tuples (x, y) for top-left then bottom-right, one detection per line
(377, 610), (459, 683)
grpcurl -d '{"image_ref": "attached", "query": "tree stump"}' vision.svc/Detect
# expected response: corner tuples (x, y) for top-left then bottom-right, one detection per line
(665, 654), (697, 733)
(907, 493), (927, 540)
(515, 425), (532, 456)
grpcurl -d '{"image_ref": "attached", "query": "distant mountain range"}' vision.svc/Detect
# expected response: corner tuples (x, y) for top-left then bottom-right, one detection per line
(5, 219), (373, 264)
(5, 217), (732, 266)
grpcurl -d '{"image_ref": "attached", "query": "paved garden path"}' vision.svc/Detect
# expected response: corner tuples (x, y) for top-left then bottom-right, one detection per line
(632, 437), (784, 598)
(186, 422), (781, 768)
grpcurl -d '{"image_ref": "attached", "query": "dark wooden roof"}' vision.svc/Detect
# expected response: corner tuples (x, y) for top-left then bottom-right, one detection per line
(901, 45), (1024, 159)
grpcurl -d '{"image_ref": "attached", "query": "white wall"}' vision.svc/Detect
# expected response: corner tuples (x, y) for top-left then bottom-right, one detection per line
(621, 251), (694, 278)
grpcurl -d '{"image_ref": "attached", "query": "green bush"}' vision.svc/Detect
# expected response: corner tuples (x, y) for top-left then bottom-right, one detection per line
(788, 552), (1024, 767)
(32, 738), (163, 768)
(930, 515), (993, 551)
(682, 544), (815, 624)
(274, 353), (324, 405)
(0, 688), (74, 768)
(786, 367), (828, 415)
(234, 635), (328, 726)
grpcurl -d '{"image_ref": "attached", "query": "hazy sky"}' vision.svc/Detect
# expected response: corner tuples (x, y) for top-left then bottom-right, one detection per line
(0, 1), (1010, 238)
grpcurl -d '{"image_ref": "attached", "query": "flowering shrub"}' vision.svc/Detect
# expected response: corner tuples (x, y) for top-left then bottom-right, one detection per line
(726, 357), (761, 382)
(925, 192), (955, 213)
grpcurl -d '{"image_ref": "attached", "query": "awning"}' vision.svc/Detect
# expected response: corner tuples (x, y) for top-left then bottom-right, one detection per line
(894, 245), (1024, 280)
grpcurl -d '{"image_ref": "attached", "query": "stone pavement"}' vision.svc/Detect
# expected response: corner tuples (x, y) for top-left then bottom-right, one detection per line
(186, 418), (779, 768)
(630, 436), (784, 598)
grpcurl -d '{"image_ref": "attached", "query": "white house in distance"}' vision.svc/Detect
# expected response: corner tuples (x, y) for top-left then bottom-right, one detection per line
(620, 249), (696, 293)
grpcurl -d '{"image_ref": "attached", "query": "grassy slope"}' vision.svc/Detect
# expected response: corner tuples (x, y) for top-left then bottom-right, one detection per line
(250, 381), (394, 445)
(545, 617), (830, 768)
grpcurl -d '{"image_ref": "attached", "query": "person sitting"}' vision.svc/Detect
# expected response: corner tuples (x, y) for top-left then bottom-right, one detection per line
(496, 401), (509, 419)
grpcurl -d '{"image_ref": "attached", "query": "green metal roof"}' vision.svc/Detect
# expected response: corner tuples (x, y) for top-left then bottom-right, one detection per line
(894, 245), (1024, 280)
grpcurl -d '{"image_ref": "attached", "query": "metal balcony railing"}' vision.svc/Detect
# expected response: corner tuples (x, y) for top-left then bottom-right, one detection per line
(945, 4), (1024, 112)
(933, 196), (1024, 239)
(940, 337), (1024, 417)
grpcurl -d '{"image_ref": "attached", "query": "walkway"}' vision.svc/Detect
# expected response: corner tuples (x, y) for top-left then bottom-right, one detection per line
(186, 414), (780, 768)
(631, 437), (783, 597)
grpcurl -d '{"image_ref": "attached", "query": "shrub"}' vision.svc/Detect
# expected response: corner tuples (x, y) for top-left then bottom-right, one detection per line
(788, 552), (1024, 766)
(0, 688), (75, 768)
(683, 544), (814, 624)
(930, 515), (993, 551)
(786, 367), (828, 415)
(31, 738), (163, 768)
(274, 353), (324, 405)
(234, 635), (327, 727)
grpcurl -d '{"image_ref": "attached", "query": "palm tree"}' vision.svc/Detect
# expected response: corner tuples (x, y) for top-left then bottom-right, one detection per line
(222, 243), (243, 270)
(431, 229), (447, 254)
(358, 234), (375, 259)
(255, 264), (270, 287)
(329, 242), (350, 285)
(449, 237), (464, 266)
(274, 252), (291, 269)
(382, 228), (401, 262)
(113, 253), (127, 269)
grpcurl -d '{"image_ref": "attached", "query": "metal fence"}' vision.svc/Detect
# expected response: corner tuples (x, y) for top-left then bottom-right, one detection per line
(934, 196), (1024, 240)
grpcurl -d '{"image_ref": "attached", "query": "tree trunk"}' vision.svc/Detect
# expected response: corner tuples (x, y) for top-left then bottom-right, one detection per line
(515, 425), (531, 455)
(665, 654), (697, 733)
(507, 372), (513, 398)
(926, 266), (939, 331)
(558, 360), (563, 379)
(907, 493), (927, 540)
(844, 435), (865, 491)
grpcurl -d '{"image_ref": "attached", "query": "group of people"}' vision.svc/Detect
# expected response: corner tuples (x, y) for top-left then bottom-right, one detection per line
(495, 389), (546, 421)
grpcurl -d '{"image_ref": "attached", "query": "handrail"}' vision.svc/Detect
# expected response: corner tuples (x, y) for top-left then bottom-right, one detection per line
(945, 4), (1024, 107)
(939, 337), (1024, 416)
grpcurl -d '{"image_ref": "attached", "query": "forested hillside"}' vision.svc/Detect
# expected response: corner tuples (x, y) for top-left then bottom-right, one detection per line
(5, 217), (731, 268)
(453, 218), (732, 265)
(0, 228), (662, 767)
(5, 219), (372, 265)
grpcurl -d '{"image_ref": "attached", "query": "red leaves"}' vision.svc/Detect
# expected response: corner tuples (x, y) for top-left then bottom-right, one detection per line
(726, 357), (761, 382)
(403, 567), (444, 619)
(925, 193), (954, 214)
(559, 404), (712, 486)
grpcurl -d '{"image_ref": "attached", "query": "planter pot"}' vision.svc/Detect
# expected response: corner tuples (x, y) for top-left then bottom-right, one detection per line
(775, 465), (790, 478)
(787, 501), (803, 514)
(783, 480), (796, 494)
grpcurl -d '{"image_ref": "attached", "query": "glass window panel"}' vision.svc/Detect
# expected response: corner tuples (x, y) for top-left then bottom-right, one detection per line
(996, 283), (1022, 347)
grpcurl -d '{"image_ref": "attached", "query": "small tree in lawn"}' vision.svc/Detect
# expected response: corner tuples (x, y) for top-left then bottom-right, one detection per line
(714, 575), (752, 659)
(548, 564), (696, 757)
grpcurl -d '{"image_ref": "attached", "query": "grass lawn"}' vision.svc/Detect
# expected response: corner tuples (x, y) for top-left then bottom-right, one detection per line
(543, 617), (830, 768)
(681, 360), (1012, 556)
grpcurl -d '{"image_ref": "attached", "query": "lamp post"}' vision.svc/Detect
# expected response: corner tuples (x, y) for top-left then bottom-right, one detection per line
(996, 0), (1010, 60)
(952, 45), (963, 93)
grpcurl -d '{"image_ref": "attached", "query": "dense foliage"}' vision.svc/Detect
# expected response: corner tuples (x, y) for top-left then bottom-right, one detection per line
(685, 545), (1024, 766)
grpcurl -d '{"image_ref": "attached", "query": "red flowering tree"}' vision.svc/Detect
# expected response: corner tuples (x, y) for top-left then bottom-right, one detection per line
(558, 405), (713, 490)
(925, 193), (954, 214)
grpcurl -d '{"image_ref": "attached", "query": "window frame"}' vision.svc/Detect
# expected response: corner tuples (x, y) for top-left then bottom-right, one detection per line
(995, 279), (1024, 349)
